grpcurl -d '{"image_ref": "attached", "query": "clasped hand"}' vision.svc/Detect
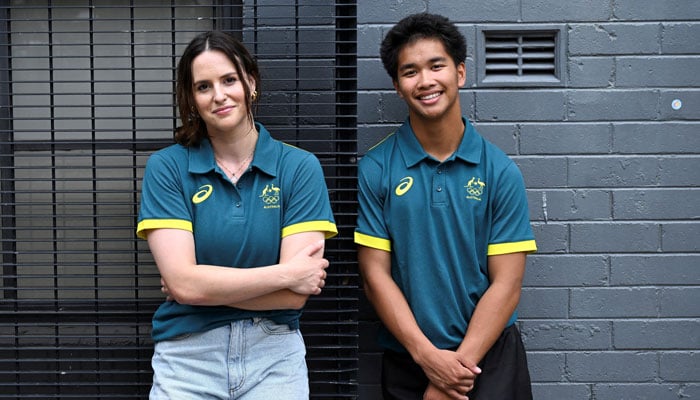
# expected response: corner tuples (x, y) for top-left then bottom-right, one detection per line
(419, 348), (481, 400)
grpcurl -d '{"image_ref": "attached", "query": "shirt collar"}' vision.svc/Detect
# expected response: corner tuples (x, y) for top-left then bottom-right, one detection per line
(397, 117), (483, 168)
(187, 122), (280, 177)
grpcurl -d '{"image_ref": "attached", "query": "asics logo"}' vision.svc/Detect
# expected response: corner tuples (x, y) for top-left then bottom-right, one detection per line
(395, 177), (413, 196)
(192, 184), (213, 204)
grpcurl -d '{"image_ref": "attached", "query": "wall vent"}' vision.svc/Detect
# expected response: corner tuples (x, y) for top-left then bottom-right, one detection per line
(477, 26), (565, 86)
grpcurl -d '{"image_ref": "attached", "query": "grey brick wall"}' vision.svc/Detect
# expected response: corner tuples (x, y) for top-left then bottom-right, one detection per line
(358, 1), (700, 399)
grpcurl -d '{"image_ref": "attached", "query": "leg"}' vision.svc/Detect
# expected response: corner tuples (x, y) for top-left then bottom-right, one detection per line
(468, 324), (532, 400)
(149, 326), (230, 400)
(234, 318), (309, 400)
(381, 350), (429, 400)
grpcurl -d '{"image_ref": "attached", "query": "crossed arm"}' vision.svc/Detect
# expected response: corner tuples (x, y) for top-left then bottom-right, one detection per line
(147, 228), (328, 310)
(358, 245), (527, 400)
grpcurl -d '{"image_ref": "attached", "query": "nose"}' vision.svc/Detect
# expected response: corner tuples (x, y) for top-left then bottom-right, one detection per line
(417, 69), (435, 89)
(212, 84), (226, 102)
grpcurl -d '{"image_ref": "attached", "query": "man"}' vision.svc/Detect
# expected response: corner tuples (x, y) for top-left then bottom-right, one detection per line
(355, 13), (537, 400)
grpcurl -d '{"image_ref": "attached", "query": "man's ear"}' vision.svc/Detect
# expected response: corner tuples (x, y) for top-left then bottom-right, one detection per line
(457, 62), (466, 87)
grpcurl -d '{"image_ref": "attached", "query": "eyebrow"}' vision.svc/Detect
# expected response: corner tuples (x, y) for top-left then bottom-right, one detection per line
(192, 71), (238, 87)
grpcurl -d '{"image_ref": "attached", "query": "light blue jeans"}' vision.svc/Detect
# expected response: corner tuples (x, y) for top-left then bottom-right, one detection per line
(149, 318), (309, 399)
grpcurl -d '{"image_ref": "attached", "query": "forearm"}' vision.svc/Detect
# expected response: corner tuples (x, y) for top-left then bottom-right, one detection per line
(228, 289), (308, 311)
(165, 262), (296, 306)
(456, 252), (526, 365)
(456, 281), (521, 364)
(150, 229), (327, 307)
(358, 247), (434, 359)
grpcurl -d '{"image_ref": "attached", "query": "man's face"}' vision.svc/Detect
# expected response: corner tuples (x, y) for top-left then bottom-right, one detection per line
(393, 38), (466, 122)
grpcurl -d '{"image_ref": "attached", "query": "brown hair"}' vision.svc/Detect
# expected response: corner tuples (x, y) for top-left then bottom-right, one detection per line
(174, 31), (260, 146)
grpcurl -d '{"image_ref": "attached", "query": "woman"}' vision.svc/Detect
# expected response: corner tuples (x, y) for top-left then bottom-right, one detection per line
(136, 31), (337, 399)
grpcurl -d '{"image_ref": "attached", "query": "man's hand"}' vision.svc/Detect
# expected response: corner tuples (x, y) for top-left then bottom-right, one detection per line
(423, 382), (467, 400)
(417, 347), (481, 398)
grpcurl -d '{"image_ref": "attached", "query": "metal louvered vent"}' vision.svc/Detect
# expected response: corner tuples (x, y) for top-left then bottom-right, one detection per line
(478, 27), (565, 86)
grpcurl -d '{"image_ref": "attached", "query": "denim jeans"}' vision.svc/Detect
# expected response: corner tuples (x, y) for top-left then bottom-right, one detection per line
(150, 318), (309, 399)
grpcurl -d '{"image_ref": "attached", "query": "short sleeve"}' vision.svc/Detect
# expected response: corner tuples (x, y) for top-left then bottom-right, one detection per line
(136, 152), (193, 239)
(280, 153), (337, 239)
(487, 161), (537, 255)
(354, 156), (391, 252)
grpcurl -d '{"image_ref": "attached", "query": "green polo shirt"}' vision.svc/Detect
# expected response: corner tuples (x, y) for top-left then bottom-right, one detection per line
(137, 123), (337, 342)
(355, 118), (536, 352)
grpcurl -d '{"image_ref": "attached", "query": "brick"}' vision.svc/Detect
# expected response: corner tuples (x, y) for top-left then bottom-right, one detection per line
(520, 320), (612, 350)
(475, 90), (566, 122)
(568, 57), (615, 88)
(662, 223), (700, 252)
(594, 384), (687, 400)
(682, 385), (700, 399)
(533, 383), (592, 399)
(567, 352), (657, 382)
(658, 157), (700, 186)
(614, 320), (700, 349)
(358, 58), (392, 90)
(660, 90), (700, 120)
(660, 352), (700, 381)
(613, 123), (700, 154)
(519, 288), (569, 318)
(429, 0), (520, 22)
(570, 223), (659, 253)
(660, 287), (700, 318)
(382, 92), (412, 123)
(615, 0), (700, 21)
(617, 57), (700, 87)
(571, 288), (658, 318)
(521, 123), (612, 155)
(530, 223), (569, 253)
(569, 24), (660, 55)
(357, 92), (381, 124)
(515, 157), (568, 188)
(473, 123), (518, 154)
(526, 352), (566, 381)
(568, 157), (661, 187)
(521, 0), (611, 22)
(524, 255), (608, 287)
(611, 255), (700, 286)
(357, 0), (426, 23)
(615, 190), (700, 220)
(527, 190), (612, 221)
(662, 23), (700, 54)
(357, 25), (383, 58)
(567, 90), (658, 121)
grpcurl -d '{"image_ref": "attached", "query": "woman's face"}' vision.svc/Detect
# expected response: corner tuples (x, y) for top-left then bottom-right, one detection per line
(190, 49), (254, 137)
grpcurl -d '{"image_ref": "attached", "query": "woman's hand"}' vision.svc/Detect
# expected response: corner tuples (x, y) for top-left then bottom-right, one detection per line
(283, 239), (329, 295)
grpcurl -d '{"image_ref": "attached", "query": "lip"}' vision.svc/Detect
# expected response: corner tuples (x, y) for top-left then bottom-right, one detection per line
(212, 105), (235, 115)
(417, 91), (442, 104)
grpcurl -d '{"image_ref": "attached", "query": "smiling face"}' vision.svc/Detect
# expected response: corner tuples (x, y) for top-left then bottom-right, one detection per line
(393, 37), (466, 124)
(191, 49), (255, 138)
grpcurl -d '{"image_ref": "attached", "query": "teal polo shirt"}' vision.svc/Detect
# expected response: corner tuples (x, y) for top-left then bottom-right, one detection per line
(137, 123), (337, 342)
(355, 118), (536, 353)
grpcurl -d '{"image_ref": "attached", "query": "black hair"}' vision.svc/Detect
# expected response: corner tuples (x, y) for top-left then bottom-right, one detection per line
(380, 13), (467, 82)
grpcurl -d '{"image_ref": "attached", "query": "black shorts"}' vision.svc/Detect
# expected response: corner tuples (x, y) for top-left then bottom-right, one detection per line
(381, 324), (532, 400)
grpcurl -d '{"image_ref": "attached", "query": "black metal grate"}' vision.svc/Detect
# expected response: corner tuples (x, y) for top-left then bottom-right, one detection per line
(0, 1), (358, 398)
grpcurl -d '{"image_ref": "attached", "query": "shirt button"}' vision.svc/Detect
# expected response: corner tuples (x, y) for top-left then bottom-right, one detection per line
(437, 169), (442, 174)
(436, 186), (442, 192)
(235, 202), (241, 207)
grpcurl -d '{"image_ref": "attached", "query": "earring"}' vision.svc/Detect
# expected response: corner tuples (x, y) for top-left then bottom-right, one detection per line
(251, 90), (258, 101)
